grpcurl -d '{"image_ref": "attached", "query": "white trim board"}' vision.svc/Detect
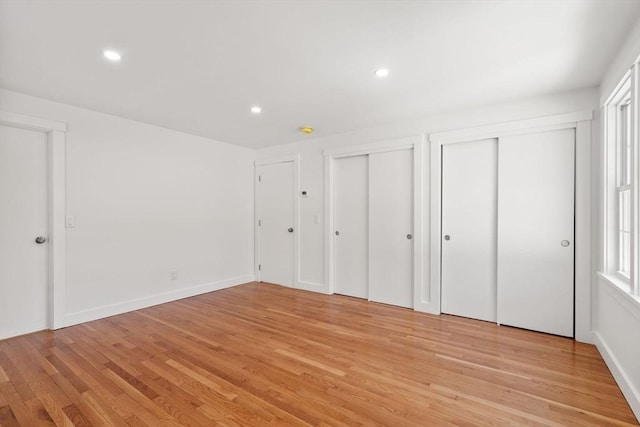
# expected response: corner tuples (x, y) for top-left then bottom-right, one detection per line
(297, 280), (331, 295)
(324, 135), (428, 308)
(0, 110), (67, 330)
(0, 110), (67, 132)
(323, 136), (418, 158)
(430, 110), (593, 145)
(428, 111), (593, 342)
(255, 155), (299, 166)
(593, 331), (640, 421)
(64, 275), (255, 327)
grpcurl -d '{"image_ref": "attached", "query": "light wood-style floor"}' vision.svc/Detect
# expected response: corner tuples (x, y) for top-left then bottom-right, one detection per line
(0, 282), (637, 426)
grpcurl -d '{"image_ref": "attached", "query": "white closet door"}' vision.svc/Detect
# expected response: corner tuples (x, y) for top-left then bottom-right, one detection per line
(497, 128), (575, 337)
(441, 139), (498, 322)
(257, 161), (294, 286)
(0, 124), (49, 340)
(369, 149), (413, 308)
(334, 155), (368, 299)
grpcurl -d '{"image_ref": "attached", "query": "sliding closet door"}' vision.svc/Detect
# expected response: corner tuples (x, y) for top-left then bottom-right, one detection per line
(497, 128), (575, 337)
(369, 149), (413, 308)
(441, 139), (498, 322)
(334, 155), (368, 299)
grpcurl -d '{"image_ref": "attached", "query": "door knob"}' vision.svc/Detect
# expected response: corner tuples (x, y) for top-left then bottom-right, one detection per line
(444, 235), (450, 241)
(335, 231), (340, 236)
(288, 228), (294, 233)
(35, 236), (47, 244)
(406, 234), (413, 240)
(561, 240), (570, 247)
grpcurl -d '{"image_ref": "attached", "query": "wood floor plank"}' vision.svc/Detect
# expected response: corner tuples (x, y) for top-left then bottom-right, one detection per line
(0, 403), (20, 427)
(0, 282), (637, 426)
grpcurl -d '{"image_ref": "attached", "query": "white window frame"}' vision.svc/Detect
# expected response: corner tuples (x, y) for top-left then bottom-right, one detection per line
(616, 98), (632, 281)
(602, 63), (640, 300)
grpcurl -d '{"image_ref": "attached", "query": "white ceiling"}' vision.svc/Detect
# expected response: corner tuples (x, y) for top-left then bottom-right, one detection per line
(1, 1), (639, 149)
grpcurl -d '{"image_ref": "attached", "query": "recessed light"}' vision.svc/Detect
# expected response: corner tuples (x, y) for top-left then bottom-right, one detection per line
(103, 50), (122, 61)
(251, 106), (262, 114)
(374, 68), (389, 78)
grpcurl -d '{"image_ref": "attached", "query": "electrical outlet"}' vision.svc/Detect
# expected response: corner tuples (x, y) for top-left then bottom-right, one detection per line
(170, 271), (178, 281)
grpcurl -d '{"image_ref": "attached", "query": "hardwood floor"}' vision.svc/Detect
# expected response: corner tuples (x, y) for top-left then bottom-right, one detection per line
(0, 282), (637, 426)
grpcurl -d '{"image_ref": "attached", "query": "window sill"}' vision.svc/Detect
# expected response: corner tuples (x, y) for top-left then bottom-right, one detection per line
(597, 272), (640, 321)
(600, 272), (632, 292)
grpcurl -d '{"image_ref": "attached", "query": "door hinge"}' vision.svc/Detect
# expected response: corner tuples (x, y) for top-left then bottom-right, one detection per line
(258, 175), (262, 182)
(258, 219), (261, 226)
(258, 264), (261, 271)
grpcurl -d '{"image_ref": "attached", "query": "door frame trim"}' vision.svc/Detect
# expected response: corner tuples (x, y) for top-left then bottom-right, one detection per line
(0, 110), (67, 330)
(323, 135), (425, 301)
(429, 110), (593, 342)
(254, 156), (300, 288)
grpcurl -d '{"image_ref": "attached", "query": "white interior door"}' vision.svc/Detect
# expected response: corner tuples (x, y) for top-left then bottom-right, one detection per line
(0, 124), (49, 340)
(334, 155), (368, 299)
(257, 161), (294, 286)
(441, 139), (498, 322)
(497, 128), (575, 337)
(369, 149), (413, 308)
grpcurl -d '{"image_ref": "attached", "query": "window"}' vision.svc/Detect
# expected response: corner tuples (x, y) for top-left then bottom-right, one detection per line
(617, 101), (631, 278)
(603, 62), (639, 301)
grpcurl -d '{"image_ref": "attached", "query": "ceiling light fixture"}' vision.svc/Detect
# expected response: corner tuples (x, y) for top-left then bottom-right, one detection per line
(374, 68), (390, 78)
(103, 50), (122, 61)
(250, 106), (262, 114)
(300, 126), (314, 135)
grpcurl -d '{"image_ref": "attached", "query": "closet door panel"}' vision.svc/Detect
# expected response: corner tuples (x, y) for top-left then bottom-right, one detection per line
(369, 149), (413, 308)
(334, 155), (368, 299)
(497, 128), (575, 337)
(441, 139), (498, 322)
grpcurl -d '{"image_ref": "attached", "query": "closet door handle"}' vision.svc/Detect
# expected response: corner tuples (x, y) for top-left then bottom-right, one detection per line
(406, 234), (413, 240)
(444, 235), (451, 241)
(288, 228), (294, 233)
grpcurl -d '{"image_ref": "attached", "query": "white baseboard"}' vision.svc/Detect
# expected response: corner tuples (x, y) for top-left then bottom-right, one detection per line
(63, 275), (255, 327)
(593, 331), (640, 421)
(296, 280), (331, 294)
(575, 329), (594, 344)
(413, 300), (440, 315)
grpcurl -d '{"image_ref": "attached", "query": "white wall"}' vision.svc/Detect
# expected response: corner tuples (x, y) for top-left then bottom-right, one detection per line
(0, 89), (255, 326)
(593, 282), (640, 418)
(257, 88), (599, 289)
(600, 16), (640, 105)
(594, 15), (640, 420)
